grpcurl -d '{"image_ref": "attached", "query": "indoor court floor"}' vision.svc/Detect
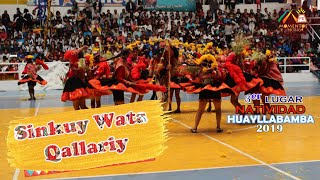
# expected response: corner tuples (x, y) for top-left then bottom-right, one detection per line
(1, 81), (320, 180)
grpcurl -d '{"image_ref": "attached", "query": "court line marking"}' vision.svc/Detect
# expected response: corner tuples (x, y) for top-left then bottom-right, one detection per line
(169, 133), (199, 135)
(271, 159), (320, 165)
(12, 102), (41, 180)
(170, 120), (257, 133)
(34, 103), (40, 116)
(45, 160), (320, 180)
(173, 119), (302, 180)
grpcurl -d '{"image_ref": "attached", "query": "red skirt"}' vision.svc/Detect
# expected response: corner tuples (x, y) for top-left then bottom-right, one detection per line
(89, 78), (167, 95)
(18, 75), (47, 86)
(222, 73), (263, 97)
(86, 88), (112, 98)
(61, 77), (89, 102)
(243, 73), (263, 94)
(259, 77), (286, 96)
(185, 80), (232, 96)
(85, 79), (112, 98)
(170, 76), (192, 89)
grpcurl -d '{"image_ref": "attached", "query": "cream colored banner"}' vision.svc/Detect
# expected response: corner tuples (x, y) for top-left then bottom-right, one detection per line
(7, 101), (169, 171)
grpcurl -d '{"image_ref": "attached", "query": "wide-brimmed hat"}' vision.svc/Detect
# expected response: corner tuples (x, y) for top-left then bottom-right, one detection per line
(25, 55), (34, 59)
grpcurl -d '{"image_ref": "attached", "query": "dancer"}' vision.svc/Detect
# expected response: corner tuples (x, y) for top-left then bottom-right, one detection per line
(127, 48), (140, 103)
(206, 53), (226, 113)
(18, 55), (48, 100)
(168, 58), (191, 113)
(130, 52), (149, 102)
(89, 50), (167, 105)
(222, 35), (263, 114)
(85, 53), (112, 108)
(85, 54), (98, 108)
(152, 41), (179, 107)
(255, 50), (286, 110)
(185, 54), (230, 133)
(149, 56), (158, 100)
(61, 46), (89, 110)
(223, 52), (251, 107)
(90, 50), (139, 105)
(242, 51), (265, 114)
(206, 52), (246, 113)
(109, 50), (133, 105)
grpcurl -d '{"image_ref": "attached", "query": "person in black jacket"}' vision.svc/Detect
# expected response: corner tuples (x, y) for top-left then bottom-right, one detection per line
(2, 11), (11, 27)
(93, 0), (102, 14)
(15, 15), (24, 32)
(126, 0), (136, 20)
(14, 8), (22, 21)
(24, 9), (33, 29)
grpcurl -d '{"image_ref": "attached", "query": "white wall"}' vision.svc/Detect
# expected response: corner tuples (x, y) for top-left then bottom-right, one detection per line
(282, 72), (319, 82)
(0, 3), (292, 19)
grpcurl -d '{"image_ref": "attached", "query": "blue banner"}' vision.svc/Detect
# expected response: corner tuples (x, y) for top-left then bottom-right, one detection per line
(27, 0), (130, 7)
(143, 0), (196, 12)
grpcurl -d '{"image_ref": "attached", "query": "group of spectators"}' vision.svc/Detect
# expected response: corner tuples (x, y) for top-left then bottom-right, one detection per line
(0, 0), (319, 79)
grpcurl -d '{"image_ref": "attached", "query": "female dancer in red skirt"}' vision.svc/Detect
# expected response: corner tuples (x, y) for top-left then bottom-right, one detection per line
(255, 52), (286, 109)
(130, 52), (150, 102)
(207, 52), (253, 113)
(85, 53), (112, 108)
(223, 52), (263, 111)
(89, 50), (166, 105)
(90, 50), (133, 105)
(206, 53), (226, 112)
(242, 56), (263, 114)
(185, 55), (231, 133)
(18, 55), (48, 100)
(168, 57), (192, 113)
(61, 46), (89, 110)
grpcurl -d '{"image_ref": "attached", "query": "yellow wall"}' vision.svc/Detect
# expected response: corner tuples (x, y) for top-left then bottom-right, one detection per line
(0, 0), (27, 4)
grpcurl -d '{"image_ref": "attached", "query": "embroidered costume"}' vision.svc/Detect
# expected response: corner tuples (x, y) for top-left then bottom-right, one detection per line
(18, 57), (48, 87)
(85, 54), (112, 98)
(257, 57), (286, 96)
(89, 51), (166, 98)
(184, 54), (232, 99)
(61, 49), (89, 102)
